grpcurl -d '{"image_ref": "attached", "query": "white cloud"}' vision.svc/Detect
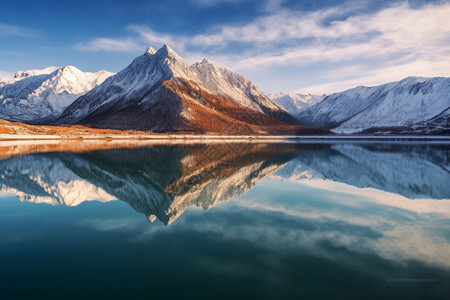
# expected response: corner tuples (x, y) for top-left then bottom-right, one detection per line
(127, 25), (189, 51)
(74, 1), (450, 93)
(73, 2), (356, 53)
(296, 57), (450, 94)
(209, 2), (450, 67)
(74, 37), (142, 52)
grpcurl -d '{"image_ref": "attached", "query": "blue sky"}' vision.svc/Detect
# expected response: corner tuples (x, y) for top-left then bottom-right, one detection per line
(1, 0), (449, 94)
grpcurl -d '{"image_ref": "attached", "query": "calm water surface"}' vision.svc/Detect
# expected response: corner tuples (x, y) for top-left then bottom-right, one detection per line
(0, 141), (449, 299)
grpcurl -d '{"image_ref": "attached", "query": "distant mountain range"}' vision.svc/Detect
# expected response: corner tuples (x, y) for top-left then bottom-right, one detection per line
(268, 93), (326, 118)
(271, 77), (449, 134)
(0, 45), (448, 135)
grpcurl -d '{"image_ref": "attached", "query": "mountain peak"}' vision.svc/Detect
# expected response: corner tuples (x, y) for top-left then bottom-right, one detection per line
(190, 56), (297, 123)
(193, 58), (218, 71)
(200, 58), (213, 65)
(124, 44), (188, 78)
(60, 65), (79, 72)
(55, 66), (85, 78)
(145, 46), (156, 55)
(155, 44), (178, 57)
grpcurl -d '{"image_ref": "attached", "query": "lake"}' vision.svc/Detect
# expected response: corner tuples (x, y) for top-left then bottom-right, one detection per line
(0, 141), (449, 299)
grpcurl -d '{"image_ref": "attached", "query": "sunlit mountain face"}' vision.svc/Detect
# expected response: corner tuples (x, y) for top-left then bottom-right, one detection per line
(0, 141), (449, 298)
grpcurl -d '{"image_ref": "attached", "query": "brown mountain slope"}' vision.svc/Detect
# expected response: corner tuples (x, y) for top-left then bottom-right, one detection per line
(162, 77), (330, 135)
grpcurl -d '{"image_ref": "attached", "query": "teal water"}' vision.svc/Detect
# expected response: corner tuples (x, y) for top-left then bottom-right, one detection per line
(0, 142), (449, 299)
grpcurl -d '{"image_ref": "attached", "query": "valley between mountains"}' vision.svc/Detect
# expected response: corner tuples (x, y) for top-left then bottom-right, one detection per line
(0, 44), (448, 137)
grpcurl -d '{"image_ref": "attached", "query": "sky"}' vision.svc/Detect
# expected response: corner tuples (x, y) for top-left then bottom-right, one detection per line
(1, 0), (449, 94)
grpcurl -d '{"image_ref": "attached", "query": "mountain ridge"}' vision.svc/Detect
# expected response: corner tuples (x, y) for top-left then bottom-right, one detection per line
(268, 93), (326, 118)
(191, 59), (300, 125)
(294, 76), (450, 134)
(0, 65), (114, 122)
(53, 45), (324, 134)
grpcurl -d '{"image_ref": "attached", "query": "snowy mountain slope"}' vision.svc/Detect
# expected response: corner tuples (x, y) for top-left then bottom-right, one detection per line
(0, 66), (113, 122)
(190, 59), (299, 124)
(0, 67), (60, 88)
(296, 77), (450, 133)
(337, 77), (450, 133)
(55, 45), (199, 130)
(272, 143), (450, 199)
(0, 79), (13, 88)
(268, 93), (326, 117)
(84, 70), (114, 87)
(55, 45), (320, 134)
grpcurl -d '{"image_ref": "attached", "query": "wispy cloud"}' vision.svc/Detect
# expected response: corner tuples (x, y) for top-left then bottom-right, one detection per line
(0, 23), (39, 38)
(74, 37), (142, 52)
(127, 25), (189, 51)
(209, 2), (450, 68)
(296, 56), (450, 94)
(74, 1), (450, 92)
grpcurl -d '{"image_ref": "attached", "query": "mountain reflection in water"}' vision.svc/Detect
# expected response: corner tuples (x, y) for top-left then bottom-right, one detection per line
(0, 142), (449, 225)
(0, 141), (449, 299)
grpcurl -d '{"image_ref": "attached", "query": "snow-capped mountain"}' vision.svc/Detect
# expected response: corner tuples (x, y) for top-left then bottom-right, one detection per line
(55, 45), (320, 134)
(268, 93), (326, 117)
(55, 45), (199, 130)
(0, 66), (113, 122)
(191, 59), (299, 124)
(296, 77), (450, 134)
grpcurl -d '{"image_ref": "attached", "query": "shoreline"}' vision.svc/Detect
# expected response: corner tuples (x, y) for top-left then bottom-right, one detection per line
(1, 133), (449, 142)
(1, 134), (448, 160)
